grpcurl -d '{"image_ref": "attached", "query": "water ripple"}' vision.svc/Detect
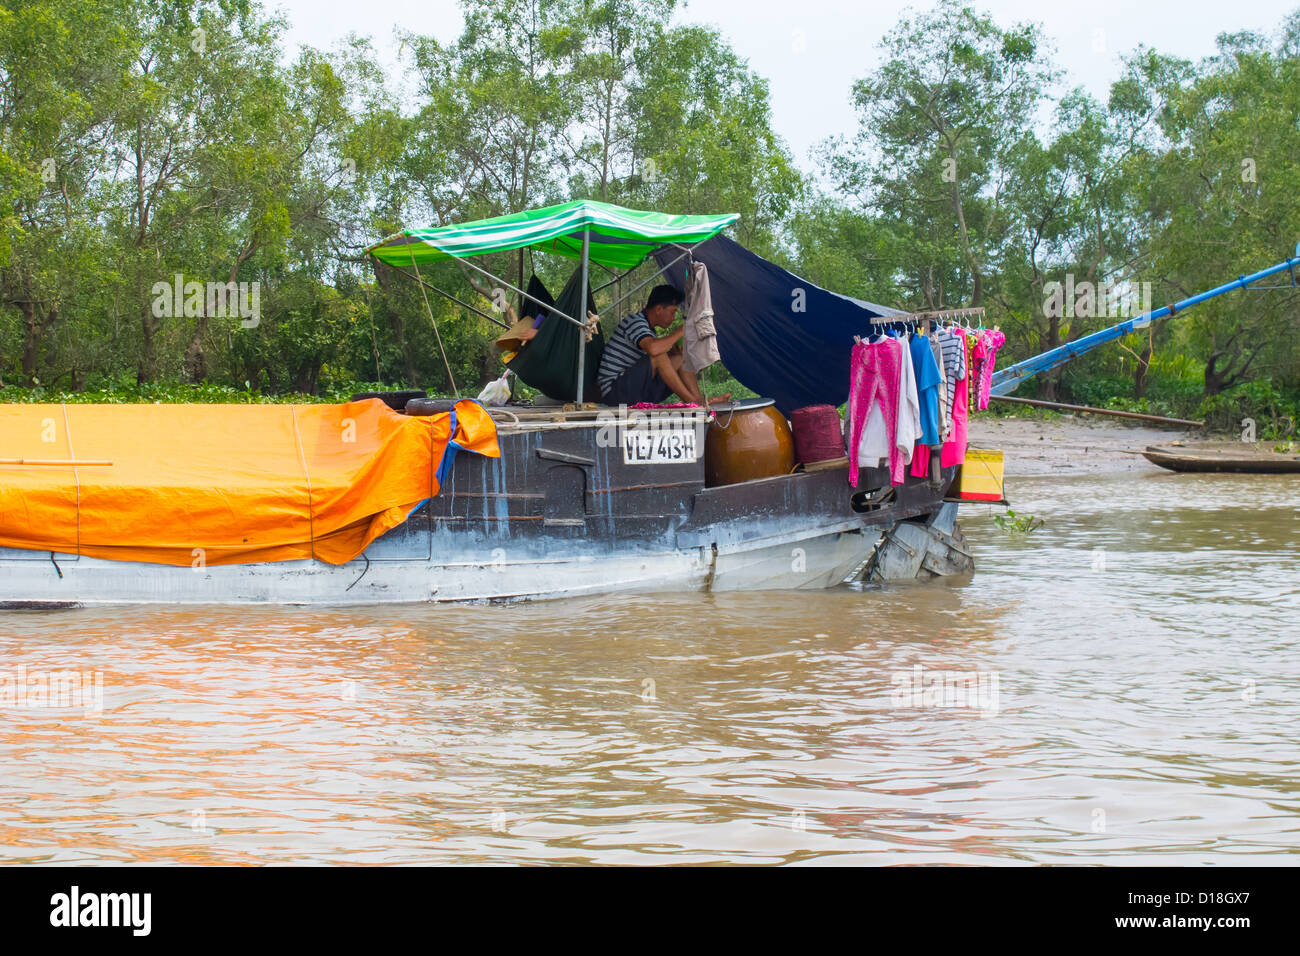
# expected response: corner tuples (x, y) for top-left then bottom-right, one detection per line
(1, 472), (1298, 863)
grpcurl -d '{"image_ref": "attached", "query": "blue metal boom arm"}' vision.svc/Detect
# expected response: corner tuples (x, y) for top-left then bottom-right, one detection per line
(989, 242), (1300, 397)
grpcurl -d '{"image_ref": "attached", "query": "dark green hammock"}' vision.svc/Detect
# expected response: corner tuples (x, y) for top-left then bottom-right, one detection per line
(506, 269), (603, 402)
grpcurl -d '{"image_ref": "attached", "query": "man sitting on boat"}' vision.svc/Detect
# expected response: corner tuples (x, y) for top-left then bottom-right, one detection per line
(597, 285), (723, 406)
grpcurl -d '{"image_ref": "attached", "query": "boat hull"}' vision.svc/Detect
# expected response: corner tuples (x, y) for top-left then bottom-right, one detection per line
(1142, 444), (1300, 474)
(0, 407), (954, 605)
(0, 521), (884, 606)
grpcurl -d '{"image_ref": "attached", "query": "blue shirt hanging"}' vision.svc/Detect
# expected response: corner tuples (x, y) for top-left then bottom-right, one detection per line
(910, 333), (943, 446)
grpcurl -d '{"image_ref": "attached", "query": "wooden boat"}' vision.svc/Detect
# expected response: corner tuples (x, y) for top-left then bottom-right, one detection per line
(0, 398), (957, 605)
(0, 202), (971, 607)
(1142, 442), (1300, 474)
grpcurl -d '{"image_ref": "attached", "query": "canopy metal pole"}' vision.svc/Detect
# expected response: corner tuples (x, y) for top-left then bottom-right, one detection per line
(385, 262), (510, 330)
(577, 229), (590, 404)
(452, 253), (585, 328)
(597, 248), (693, 318)
(592, 264), (635, 295)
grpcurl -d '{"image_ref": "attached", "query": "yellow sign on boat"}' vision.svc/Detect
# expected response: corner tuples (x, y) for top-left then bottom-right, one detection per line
(957, 447), (1005, 502)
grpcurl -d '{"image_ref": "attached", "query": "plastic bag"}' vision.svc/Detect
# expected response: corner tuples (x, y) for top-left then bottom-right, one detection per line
(477, 370), (513, 406)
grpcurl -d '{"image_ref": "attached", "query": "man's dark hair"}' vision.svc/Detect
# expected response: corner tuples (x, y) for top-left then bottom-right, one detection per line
(645, 284), (684, 311)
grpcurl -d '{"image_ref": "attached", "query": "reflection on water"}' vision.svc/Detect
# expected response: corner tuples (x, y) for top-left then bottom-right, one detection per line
(1, 471), (1298, 864)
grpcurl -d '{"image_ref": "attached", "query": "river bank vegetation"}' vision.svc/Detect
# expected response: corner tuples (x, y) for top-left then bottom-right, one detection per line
(3, 0), (1299, 436)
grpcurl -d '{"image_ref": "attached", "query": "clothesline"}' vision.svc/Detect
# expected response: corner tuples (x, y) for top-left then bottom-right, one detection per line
(869, 307), (988, 327)
(845, 323), (1006, 488)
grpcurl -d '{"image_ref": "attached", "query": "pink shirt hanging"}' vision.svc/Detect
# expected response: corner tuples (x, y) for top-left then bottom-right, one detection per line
(940, 328), (970, 469)
(975, 328), (1006, 411)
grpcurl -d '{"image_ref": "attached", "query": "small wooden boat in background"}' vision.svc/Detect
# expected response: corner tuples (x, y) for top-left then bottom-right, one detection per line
(1142, 441), (1300, 474)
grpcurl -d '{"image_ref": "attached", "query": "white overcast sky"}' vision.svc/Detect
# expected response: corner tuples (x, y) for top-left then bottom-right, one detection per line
(273, 0), (1300, 173)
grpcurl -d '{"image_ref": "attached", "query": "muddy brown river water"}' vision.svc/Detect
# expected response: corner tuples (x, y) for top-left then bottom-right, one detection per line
(2, 467), (1297, 864)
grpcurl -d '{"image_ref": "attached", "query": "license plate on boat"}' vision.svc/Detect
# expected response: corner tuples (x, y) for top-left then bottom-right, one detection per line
(622, 426), (697, 464)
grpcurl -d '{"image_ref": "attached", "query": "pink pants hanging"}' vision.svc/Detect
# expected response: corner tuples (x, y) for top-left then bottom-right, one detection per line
(847, 339), (905, 486)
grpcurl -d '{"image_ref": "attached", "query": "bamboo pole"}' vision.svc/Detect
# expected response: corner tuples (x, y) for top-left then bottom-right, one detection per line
(410, 252), (460, 399)
(990, 395), (1203, 427)
(0, 459), (113, 466)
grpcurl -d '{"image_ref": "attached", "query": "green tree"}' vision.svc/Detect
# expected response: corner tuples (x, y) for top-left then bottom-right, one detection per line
(1127, 21), (1300, 395)
(0, 0), (134, 385)
(820, 0), (1055, 310)
(627, 22), (802, 254)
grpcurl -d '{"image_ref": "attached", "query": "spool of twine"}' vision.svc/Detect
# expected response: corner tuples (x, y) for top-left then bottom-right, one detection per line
(790, 404), (845, 463)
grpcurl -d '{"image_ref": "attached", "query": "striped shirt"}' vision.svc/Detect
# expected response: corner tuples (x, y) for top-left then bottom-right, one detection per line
(598, 311), (655, 392)
(937, 329), (967, 415)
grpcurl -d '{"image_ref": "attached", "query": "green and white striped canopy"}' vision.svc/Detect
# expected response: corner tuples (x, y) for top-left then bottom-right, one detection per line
(367, 200), (739, 271)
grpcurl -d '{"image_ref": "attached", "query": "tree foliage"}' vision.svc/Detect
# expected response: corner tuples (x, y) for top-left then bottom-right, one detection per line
(3, 0), (1299, 412)
(811, 1), (1300, 404)
(0, 0), (800, 394)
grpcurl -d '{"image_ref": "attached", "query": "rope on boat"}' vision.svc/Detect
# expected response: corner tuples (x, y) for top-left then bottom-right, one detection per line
(289, 405), (317, 563)
(410, 251), (460, 399)
(346, 552), (370, 592)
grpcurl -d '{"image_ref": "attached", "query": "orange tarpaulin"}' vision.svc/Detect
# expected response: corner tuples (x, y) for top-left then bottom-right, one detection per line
(0, 399), (499, 566)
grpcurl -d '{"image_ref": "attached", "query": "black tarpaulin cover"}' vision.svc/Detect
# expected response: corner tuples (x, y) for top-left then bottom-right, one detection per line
(654, 236), (899, 414)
